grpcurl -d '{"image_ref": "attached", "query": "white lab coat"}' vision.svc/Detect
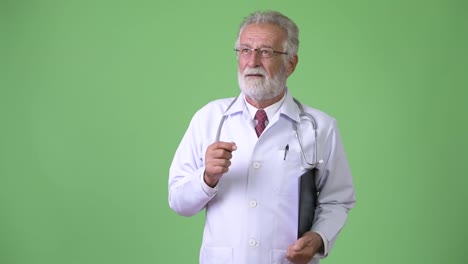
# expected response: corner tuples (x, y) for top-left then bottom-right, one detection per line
(169, 91), (356, 264)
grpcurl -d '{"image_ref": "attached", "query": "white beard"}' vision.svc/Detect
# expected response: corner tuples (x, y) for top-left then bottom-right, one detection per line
(238, 66), (287, 101)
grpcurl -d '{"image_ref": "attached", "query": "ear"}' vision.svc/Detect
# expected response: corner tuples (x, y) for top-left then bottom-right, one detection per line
(286, 55), (299, 77)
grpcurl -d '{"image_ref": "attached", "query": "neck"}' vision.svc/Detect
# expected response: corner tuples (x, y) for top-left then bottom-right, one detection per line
(245, 91), (285, 109)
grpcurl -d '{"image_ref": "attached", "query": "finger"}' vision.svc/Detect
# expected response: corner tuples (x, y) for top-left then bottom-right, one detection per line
(293, 237), (310, 251)
(213, 141), (237, 152)
(206, 148), (233, 162)
(206, 164), (230, 176)
(207, 158), (232, 168)
(205, 156), (232, 175)
(286, 245), (302, 263)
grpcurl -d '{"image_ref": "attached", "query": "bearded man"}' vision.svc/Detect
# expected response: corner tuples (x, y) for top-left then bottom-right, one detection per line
(168, 10), (356, 264)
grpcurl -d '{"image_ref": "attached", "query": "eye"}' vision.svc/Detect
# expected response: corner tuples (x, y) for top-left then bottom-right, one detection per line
(241, 48), (251, 55)
(260, 48), (273, 57)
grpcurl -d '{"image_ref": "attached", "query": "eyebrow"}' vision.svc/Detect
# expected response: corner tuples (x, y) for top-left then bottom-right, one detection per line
(238, 44), (274, 49)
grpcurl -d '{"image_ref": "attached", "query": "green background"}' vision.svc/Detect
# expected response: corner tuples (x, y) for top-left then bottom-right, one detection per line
(1, 0), (467, 263)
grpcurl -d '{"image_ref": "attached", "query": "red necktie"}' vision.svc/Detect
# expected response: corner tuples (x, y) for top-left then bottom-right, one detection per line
(255, 110), (268, 137)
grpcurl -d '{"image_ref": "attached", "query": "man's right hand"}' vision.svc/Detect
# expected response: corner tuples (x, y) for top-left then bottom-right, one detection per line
(204, 141), (237, 187)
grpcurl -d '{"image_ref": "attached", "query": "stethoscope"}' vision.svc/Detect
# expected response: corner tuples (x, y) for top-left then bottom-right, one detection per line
(215, 96), (323, 169)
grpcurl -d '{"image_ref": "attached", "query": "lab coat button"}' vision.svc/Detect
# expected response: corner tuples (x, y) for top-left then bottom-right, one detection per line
(248, 238), (257, 247)
(249, 200), (257, 207)
(253, 162), (260, 169)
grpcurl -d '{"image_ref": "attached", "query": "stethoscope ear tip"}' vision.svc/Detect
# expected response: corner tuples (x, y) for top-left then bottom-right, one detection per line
(318, 160), (324, 164)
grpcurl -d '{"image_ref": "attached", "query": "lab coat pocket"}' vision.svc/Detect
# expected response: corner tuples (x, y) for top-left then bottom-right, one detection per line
(275, 149), (301, 196)
(270, 249), (291, 264)
(200, 246), (233, 264)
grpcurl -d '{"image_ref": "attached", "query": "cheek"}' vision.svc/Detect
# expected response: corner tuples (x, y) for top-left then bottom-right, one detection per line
(266, 66), (278, 78)
(267, 62), (285, 78)
(238, 59), (247, 72)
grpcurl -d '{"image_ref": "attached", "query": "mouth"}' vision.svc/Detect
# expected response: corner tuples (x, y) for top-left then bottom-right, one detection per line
(245, 74), (264, 78)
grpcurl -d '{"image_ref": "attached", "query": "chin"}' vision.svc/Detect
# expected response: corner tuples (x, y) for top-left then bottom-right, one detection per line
(240, 85), (282, 102)
(238, 72), (286, 102)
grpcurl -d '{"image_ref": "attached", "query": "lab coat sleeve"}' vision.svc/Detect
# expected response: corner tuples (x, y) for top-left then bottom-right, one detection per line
(168, 109), (217, 217)
(311, 118), (356, 257)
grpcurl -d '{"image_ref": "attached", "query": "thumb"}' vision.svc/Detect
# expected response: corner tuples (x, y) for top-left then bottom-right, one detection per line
(230, 142), (237, 151)
(293, 237), (309, 251)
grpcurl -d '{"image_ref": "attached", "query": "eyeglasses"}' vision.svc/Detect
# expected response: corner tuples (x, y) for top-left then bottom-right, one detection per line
(234, 47), (288, 58)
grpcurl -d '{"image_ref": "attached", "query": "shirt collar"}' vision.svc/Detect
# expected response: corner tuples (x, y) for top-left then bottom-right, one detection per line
(223, 89), (302, 124)
(244, 93), (286, 122)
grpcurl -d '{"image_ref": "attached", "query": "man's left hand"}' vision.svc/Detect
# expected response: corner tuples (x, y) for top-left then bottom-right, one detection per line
(286, 231), (324, 264)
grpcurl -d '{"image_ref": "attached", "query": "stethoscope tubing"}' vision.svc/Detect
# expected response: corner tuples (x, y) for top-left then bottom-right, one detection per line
(215, 96), (320, 169)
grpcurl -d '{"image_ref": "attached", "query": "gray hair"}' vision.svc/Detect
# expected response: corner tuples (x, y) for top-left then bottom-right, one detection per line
(235, 10), (299, 61)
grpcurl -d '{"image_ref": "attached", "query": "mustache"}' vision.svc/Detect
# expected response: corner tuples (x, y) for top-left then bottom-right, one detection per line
(242, 67), (268, 76)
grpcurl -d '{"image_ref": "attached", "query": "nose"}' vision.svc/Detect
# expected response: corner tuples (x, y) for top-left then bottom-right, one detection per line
(246, 50), (261, 68)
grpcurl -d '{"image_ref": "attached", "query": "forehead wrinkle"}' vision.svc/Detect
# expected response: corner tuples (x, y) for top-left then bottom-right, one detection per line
(239, 24), (285, 48)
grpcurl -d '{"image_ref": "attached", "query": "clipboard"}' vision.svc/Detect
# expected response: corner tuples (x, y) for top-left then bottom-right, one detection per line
(297, 168), (318, 238)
